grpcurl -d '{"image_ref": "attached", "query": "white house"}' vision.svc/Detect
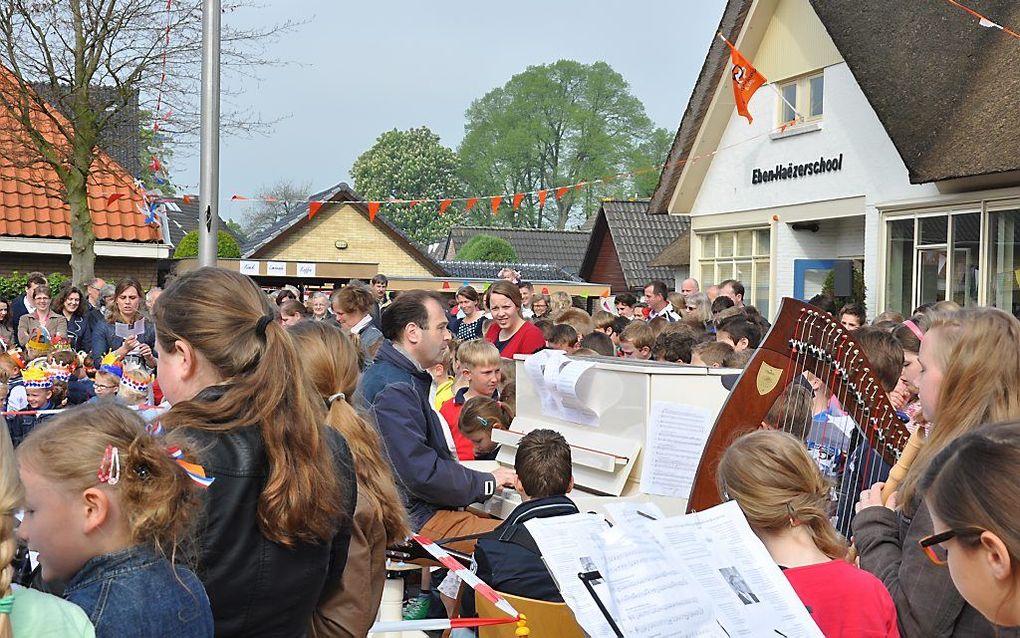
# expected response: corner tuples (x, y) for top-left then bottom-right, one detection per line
(650, 0), (1020, 319)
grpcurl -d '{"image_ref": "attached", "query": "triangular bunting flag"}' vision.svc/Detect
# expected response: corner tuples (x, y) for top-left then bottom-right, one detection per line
(231, 194), (247, 201)
(555, 186), (570, 201)
(465, 197), (478, 211)
(541, 287), (550, 295)
(574, 182), (585, 191)
(367, 201), (381, 222)
(602, 289), (610, 297)
(490, 196), (502, 215)
(409, 199), (421, 208)
(182, 195), (192, 205)
(308, 201), (322, 220)
(580, 292), (589, 299)
(538, 190), (548, 207)
(512, 193), (524, 211)
(439, 199), (453, 216)
(463, 280), (470, 287)
(106, 193), (124, 206)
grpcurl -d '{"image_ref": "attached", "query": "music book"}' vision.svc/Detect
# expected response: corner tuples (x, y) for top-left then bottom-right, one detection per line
(526, 501), (823, 638)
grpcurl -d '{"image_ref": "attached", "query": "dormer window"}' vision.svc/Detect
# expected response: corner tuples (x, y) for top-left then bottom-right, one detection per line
(777, 72), (824, 125)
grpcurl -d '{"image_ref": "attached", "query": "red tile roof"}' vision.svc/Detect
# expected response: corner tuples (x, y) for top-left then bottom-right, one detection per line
(0, 67), (161, 243)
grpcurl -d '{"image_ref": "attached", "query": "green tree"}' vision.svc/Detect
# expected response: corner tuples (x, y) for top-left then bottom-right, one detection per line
(174, 230), (241, 259)
(456, 234), (518, 262)
(458, 60), (662, 230)
(351, 127), (464, 245)
(225, 219), (248, 244)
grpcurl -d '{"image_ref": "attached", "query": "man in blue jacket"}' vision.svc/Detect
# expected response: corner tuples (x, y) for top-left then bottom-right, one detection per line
(357, 289), (517, 550)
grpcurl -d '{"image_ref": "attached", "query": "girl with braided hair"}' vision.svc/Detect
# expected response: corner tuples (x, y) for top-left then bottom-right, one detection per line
(16, 403), (212, 636)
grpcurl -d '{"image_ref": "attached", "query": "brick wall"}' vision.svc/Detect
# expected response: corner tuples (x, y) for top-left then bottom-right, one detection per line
(254, 203), (435, 277)
(0, 254), (159, 288)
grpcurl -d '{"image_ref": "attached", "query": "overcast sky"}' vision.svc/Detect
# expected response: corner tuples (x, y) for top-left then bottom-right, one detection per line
(173, 1), (727, 221)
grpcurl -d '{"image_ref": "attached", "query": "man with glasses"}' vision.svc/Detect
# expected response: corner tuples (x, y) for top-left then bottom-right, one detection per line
(86, 277), (106, 311)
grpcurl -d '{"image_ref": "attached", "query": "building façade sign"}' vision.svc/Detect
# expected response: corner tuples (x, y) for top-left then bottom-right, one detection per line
(752, 153), (843, 185)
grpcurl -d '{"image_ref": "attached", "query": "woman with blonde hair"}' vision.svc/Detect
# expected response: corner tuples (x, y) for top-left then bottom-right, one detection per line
(0, 410), (95, 636)
(854, 307), (1020, 637)
(682, 291), (713, 327)
(288, 321), (410, 638)
(719, 430), (898, 636)
(154, 267), (357, 637)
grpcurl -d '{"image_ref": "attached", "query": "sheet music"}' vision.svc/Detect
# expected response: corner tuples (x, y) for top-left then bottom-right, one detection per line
(600, 525), (723, 637)
(554, 360), (598, 426)
(640, 401), (713, 499)
(114, 318), (146, 340)
(523, 350), (599, 427)
(525, 513), (619, 638)
(648, 502), (824, 637)
(602, 500), (666, 527)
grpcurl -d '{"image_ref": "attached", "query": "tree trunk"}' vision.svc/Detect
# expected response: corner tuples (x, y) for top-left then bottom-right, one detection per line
(66, 170), (96, 288)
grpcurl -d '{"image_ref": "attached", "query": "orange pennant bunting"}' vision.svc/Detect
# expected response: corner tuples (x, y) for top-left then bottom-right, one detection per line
(308, 201), (322, 220)
(512, 193), (524, 211)
(555, 186), (570, 201)
(409, 199), (421, 208)
(721, 34), (767, 124)
(538, 190), (548, 207)
(230, 194), (247, 201)
(439, 199), (453, 216)
(367, 201), (381, 221)
(490, 196), (502, 215)
(106, 193), (124, 206)
(465, 197), (478, 211)
(574, 182), (585, 191)
(182, 195), (193, 205)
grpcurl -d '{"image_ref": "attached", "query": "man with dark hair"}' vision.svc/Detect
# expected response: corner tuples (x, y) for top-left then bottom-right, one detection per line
(358, 290), (515, 551)
(652, 331), (697, 364)
(463, 429), (577, 616)
(719, 279), (745, 308)
(517, 281), (535, 319)
(643, 280), (680, 322)
(12, 271), (47, 345)
(580, 331), (615, 357)
(371, 274), (390, 310)
(614, 292), (638, 319)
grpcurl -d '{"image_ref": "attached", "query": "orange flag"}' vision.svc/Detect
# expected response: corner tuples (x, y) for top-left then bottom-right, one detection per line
(182, 195), (193, 205)
(555, 186), (570, 201)
(465, 197), (478, 211)
(537, 190), (548, 208)
(367, 201), (380, 222)
(721, 34), (766, 124)
(490, 196), (502, 215)
(409, 199), (421, 208)
(439, 199), (452, 216)
(308, 201), (322, 220)
(106, 193), (124, 206)
(230, 194), (247, 201)
(512, 193), (524, 211)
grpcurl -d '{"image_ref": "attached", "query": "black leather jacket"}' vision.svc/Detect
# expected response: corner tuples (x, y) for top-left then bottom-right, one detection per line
(180, 387), (357, 638)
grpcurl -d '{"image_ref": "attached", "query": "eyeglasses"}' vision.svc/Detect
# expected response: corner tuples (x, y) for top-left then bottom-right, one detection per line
(918, 527), (985, 565)
(94, 383), (119, 391)
(685, 306), (698, 311)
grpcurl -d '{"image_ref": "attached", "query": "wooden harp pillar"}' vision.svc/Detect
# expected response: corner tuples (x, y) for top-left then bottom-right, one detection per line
(688, 298), (913, 513)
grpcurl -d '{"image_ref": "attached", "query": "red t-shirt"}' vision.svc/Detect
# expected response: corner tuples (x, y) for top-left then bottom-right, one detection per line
(439, 397), (476, 461)
(485, 321), (546, 359)
(784, 560), (899, 637)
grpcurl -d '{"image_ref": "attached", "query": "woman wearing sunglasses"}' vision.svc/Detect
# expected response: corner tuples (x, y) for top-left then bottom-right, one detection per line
(853, 308), (1020, 637)
(919, 422), (1020, 628)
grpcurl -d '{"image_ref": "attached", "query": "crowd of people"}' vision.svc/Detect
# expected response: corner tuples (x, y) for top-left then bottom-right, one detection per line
(0, 265), (1014, 637)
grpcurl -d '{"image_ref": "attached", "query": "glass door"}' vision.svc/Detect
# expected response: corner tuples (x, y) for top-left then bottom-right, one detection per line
(917, 248), (948, 306)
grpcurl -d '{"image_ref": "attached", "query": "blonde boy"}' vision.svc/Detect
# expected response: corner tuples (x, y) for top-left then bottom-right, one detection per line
(439, 339), (503, 460)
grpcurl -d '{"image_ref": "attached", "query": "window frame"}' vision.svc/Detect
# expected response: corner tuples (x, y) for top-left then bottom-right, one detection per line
(776, 72), (824, 126)
(697, 228), (772, 314)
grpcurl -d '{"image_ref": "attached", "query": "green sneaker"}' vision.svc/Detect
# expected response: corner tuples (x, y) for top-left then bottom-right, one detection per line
(402, 594), (432, 621)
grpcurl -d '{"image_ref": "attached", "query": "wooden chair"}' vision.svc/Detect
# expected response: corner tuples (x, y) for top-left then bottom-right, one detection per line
(475, 591), (585, 638)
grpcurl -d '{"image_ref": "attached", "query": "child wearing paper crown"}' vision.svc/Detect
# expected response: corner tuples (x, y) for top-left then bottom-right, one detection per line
(7, 367), (55, 448)
(0, 353), (26, 415)
(117, 367), (162, 429)
(16, 403), (214, 637)
(90, 352), (122, 402)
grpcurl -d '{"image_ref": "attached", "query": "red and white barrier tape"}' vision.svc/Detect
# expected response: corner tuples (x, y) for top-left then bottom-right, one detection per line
(368, 534), (522, 634)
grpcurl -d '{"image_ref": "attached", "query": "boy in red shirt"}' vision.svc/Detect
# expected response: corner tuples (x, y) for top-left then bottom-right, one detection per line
(439, 339), (502, 460)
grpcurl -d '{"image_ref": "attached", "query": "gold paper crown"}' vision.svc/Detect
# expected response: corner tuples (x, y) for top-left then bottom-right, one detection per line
(22, 366), (52, 388)
(119, 367), (153, 394)
(26, 330), (51, 355)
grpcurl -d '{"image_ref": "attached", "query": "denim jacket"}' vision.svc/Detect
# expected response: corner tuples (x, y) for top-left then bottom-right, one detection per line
(64, 545), (213, 638)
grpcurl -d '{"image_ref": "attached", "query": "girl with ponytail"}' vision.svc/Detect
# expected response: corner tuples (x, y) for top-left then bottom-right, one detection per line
(288, 321), (410, 638)
(16, 403), (211, 636)
(153, 267), (357, 637)
(717, 430), (899, 637)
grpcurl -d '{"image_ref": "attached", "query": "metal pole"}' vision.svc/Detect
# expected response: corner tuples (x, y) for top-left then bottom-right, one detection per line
(197, 0), (221, 267)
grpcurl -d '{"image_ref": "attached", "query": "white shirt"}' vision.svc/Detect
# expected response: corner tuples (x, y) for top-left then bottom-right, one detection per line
(649, 302), (681, 322)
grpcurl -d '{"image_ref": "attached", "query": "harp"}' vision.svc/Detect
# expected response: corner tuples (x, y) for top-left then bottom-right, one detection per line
(687, 297), (915, 513)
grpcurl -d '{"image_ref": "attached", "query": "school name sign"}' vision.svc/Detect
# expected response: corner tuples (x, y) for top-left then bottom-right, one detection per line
(751, 153), (844, 185)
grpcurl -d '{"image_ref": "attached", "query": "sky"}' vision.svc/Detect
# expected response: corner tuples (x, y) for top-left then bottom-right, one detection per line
(172, 1), (727, 221)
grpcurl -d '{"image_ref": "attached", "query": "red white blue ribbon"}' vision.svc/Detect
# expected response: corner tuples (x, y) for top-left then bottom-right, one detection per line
(167, 447), (215, 488)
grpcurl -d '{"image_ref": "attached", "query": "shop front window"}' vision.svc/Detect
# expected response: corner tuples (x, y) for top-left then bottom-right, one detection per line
(885, 219), (914, 315)
(988, 209), (1020, 317)
(951, 213), (980, 308)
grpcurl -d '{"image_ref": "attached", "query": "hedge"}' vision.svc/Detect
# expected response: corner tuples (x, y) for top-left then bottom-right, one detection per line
(0, 272), (70, 301)
(456, 234), (518, 262)
(174, 230), (242, 259)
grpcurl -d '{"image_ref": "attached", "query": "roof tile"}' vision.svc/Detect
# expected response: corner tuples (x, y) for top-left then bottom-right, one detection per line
(0, 65), (161, 244)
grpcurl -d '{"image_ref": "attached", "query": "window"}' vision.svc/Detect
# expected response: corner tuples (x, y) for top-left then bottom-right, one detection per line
(777, 72), (824, 125)
(884, 208), (1006, 313)
(698, 228), (772, 315)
